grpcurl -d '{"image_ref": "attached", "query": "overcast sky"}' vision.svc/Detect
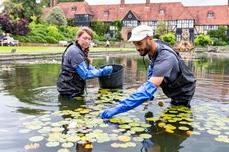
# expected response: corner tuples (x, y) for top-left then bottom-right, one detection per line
(86, 0), (228, 6)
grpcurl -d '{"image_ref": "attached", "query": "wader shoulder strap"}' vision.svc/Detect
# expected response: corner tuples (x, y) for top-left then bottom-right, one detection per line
(61, 42), (74, 66)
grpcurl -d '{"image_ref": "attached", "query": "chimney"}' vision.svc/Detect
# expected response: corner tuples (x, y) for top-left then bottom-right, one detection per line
(120, 0), (125, 8)
(50, 0), (58, 7)
(145, 0), (150, 7)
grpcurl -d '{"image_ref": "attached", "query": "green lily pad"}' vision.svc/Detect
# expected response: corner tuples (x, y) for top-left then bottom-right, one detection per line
(46, 141), (60, 147)
(178, 126), (189, 131)
(61, 142), (74, 148)
(57, 149), (70, 152)
(130, 127), (145, 132)
(140, 133), (152, 139)
(29, 136), (44, 142)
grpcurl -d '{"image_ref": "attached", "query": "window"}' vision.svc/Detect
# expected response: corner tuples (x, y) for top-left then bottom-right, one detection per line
(123, 20), (138, 27)
(72, 6), (77, 11)
(159, 9), (165, 15)
(75, 14), (90, 22)
(207, 11), (214, 18)
(104, 11), (109, 16)
(177, 20), (194, 28)
(128, 14), (132, 19)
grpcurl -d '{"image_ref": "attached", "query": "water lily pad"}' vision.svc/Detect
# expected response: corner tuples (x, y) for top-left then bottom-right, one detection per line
(207, 130), (221, 135)
(19, 129), (31, 134)
(84, 143), (93, 149)
(130, 127), (145, 132)
(118, 135), (131, 142)
(178, 126), (189, 131)
(119, 124), (131, 129)
(214, 135), (229, 143)
(133, 137), (144, 142)
(24, 143), (40, 150)
(61, 142), (74, 148)
(146, 117), (158, 121)
(140, 133), (152, 139)
(164, 124), (176, 130)
(51, 127), (64, 132)
(111, 143), (120, 148)
(29, 136), (44, 142)
(46, 141), (60, 147)
(129, 122), (140, 127)
(140, 123), (151, 128)
(165, 128), (174, 133)
(158, 122), (166, 128)
(57, 149), (70, 152)
(66, 135), (80, 142)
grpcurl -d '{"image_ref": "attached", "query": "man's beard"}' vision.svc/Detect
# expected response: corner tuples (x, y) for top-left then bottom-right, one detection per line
(138, 45), (151, 56)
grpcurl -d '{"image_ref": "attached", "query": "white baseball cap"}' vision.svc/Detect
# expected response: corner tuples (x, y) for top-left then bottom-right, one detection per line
(128, 25), (154, 42)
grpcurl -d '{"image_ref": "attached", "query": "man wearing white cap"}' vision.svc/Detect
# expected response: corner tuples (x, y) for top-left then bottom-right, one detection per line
(100, 25), (196, 119)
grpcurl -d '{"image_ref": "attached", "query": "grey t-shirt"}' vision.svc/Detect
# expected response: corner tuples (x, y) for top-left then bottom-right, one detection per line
(63, 43), (86, 71)
(149, 42), (180, 82)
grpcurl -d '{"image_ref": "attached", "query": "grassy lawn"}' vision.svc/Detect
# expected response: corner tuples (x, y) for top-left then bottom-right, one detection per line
(0, 46), (135, 54)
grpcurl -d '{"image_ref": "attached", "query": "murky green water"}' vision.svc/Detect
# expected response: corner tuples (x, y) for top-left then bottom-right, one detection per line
(0, 55), (228, 152)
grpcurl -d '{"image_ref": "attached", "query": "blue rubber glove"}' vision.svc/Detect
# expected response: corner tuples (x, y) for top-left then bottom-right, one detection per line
(100, 80), (157, 119)
(75, 61), (113, 80)
(101, 66), (113, 76)
(148, 64), (153, 79)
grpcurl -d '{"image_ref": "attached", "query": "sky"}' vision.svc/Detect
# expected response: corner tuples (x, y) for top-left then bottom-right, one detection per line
(85, 0), (228, 6)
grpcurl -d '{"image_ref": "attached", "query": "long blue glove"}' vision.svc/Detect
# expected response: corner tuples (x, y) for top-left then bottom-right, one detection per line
(100, 80), (157, 119)
(148, 64), (153, 79)
(75, 61), (112, 80)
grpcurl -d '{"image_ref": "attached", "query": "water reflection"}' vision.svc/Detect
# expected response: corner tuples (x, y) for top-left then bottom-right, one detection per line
(142, 106), (193, 152)
(0, 55), (228, 152)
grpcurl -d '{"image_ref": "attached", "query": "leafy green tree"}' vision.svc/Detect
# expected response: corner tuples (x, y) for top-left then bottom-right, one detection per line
(59, 0), (84, 2)
(3, 1), (24, 21)
(160, 32), (176, 46)
(208, 26), (228, 46)
(4, 0), (46, 21)
(0, 26), (3, 35)
(155, 21), (167, 39)
(91, 21), (109, 41)
(194, 34), (212, 47)
(110, 20), (122, 41)
(46, 7), (67, 26)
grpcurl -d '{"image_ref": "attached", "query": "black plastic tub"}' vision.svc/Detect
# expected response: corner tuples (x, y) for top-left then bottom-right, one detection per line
(98, 64), (124, 89)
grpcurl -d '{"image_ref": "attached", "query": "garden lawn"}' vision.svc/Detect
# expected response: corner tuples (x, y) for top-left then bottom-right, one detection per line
(0, 46), (134, 54)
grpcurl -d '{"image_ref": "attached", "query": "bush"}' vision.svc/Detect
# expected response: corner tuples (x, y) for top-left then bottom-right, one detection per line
(208, 26), (228, 46)
(46, 7), (67, 26)
(211, 38), (227, 46)
(14, 22), (103, 44)
(194, 34), (212, 47)
(160, 32), (176, 46)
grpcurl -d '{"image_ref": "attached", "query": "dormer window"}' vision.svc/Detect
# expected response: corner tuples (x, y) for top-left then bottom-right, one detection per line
(72, 6), (77, 11)
(159, 9), (165, 15)
(207, 11), (214, 18)
(104, 11), (109, 16)
(128, 14), (132, 19)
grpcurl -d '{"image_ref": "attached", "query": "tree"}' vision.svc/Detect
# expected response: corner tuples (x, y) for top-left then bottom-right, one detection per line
(91, 21), (109, 40)
(160, 32), (176, 46)
(208, 26), (228, 46)
(194, 34), (212, 47)
(0, 14), (30, 35)
(155, 20), (167, 39)
(110, 20), (123, 40)
(46, 7), (67, 26)
(4, 0), (45, 21)
(3, 1), (24, 20)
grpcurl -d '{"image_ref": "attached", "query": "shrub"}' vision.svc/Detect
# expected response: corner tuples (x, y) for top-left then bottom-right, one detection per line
(160, 32), (176, 46)
(194, 34), (212, 47)
(46, 7), (67, 26)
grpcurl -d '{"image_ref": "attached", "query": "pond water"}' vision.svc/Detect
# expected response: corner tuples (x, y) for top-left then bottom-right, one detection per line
(0, 54), (228, 152)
